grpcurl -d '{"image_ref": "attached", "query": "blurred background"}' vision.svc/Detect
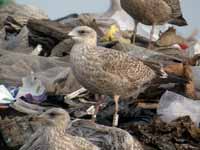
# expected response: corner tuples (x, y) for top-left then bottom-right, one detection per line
(16, 0), (200, 38)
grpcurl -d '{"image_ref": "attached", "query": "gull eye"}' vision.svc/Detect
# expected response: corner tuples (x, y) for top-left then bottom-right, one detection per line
(78, 30), (86, 34)
(49, 112), (57, 118)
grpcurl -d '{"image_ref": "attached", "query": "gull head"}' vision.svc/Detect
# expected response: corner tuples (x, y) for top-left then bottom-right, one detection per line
(68, 26), (97, 45)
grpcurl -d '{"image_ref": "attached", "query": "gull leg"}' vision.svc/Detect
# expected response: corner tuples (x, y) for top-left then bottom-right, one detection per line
(112, 95), (120, 126)
(92, 94), (105, 121)
(148, 24), (155, 49)
(131, 20), (139, 44)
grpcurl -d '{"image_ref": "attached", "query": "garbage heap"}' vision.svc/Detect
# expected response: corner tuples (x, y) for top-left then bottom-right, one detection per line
(0, 2), (200, 150)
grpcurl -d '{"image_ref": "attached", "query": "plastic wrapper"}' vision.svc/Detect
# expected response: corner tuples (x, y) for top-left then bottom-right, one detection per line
(157, 91), (200, 127)
(192, 66), (200, 90)
(187, 41), (200, 58)
(0, 85), (15, 104)
(16, 74), (47, 104)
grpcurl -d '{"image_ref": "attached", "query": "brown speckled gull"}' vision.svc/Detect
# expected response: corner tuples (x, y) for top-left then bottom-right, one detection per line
(20, 108), (99, 150)
(120, 0), (187, 46)
(69, 26), (169, 126)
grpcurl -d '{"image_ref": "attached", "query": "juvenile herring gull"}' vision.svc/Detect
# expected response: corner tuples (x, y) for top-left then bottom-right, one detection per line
(68, 26), (177, 126)
(120, 0), (187, 46)
(20, 108), (99, 150)
(103, 0), (174, 40)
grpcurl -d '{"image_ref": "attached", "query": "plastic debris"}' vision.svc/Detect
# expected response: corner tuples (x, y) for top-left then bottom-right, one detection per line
(7, 86), (19, 98)
(157, 91), (200, 127)
(187, 41), (200, 58)
(100, 24), (130, 43)
(16, 74), (47, 104)
(128, 116), (200, 150)
(86, 105), (95, 115)
(191, 66), (200, 90)
(31, 44), (43, 55)
(0, 85), (15, 104)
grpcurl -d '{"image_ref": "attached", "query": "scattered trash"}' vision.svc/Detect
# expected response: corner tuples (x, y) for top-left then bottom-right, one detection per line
(10, 98), (47, 114)
(86, 105), (95, 115)
(16, 74), (47, 104)
(187, 41), (200, 65)
(128, 116), (200, 150)
(31, 44), (43, 56)
(0, 1), (199, 150)
(0, 85), (15, 104)
(7, 86), (19, 98)
(157, 91), (200, 127)
(64, 87), (87, 101)
(192, 66), (200, 90)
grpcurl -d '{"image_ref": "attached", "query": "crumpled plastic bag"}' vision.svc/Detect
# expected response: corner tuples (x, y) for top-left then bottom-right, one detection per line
(157, 91), (200, 127)
(0, 49), (81, 94)
(191, 66), (200, 90)
(187, 41), (200, 58)
(191, 66), (200, 98)
(16, 74), (47, 104)
(0, 85), (15, 104)
(0, 26), (32, 53)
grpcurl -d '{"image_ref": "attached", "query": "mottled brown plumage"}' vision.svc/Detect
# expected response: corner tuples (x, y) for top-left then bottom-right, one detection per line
(69, 26), (167, 126)
(20, 108), (99, 150)
(120, 0), (187, 45)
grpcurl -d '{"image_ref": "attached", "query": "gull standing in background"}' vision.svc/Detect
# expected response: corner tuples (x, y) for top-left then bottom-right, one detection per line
(120, 0), (187, 47)
(102, 0), (185, 41)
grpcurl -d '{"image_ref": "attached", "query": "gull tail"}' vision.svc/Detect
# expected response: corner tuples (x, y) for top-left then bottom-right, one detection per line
(169, 15), (188, 26)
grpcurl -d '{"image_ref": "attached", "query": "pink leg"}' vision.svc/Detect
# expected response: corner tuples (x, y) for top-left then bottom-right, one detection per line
(112, 95), (120, 126)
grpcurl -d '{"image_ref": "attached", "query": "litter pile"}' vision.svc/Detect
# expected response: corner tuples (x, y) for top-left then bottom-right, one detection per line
(0, 1), (200, 150)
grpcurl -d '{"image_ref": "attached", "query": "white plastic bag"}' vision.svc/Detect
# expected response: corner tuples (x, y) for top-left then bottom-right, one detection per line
(157, 91), (200, 127)
(16, 74), (46, 103)
(0, 85), (15, 104)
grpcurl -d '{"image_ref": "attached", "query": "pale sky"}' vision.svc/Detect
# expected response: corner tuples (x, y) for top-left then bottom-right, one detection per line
(16, 0), (200, 38)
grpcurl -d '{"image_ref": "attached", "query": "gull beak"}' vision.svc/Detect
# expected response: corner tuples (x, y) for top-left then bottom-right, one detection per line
(68, 31), (76, 37)
(29, 114), (53, 126)
(29, 115), (45, 122)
